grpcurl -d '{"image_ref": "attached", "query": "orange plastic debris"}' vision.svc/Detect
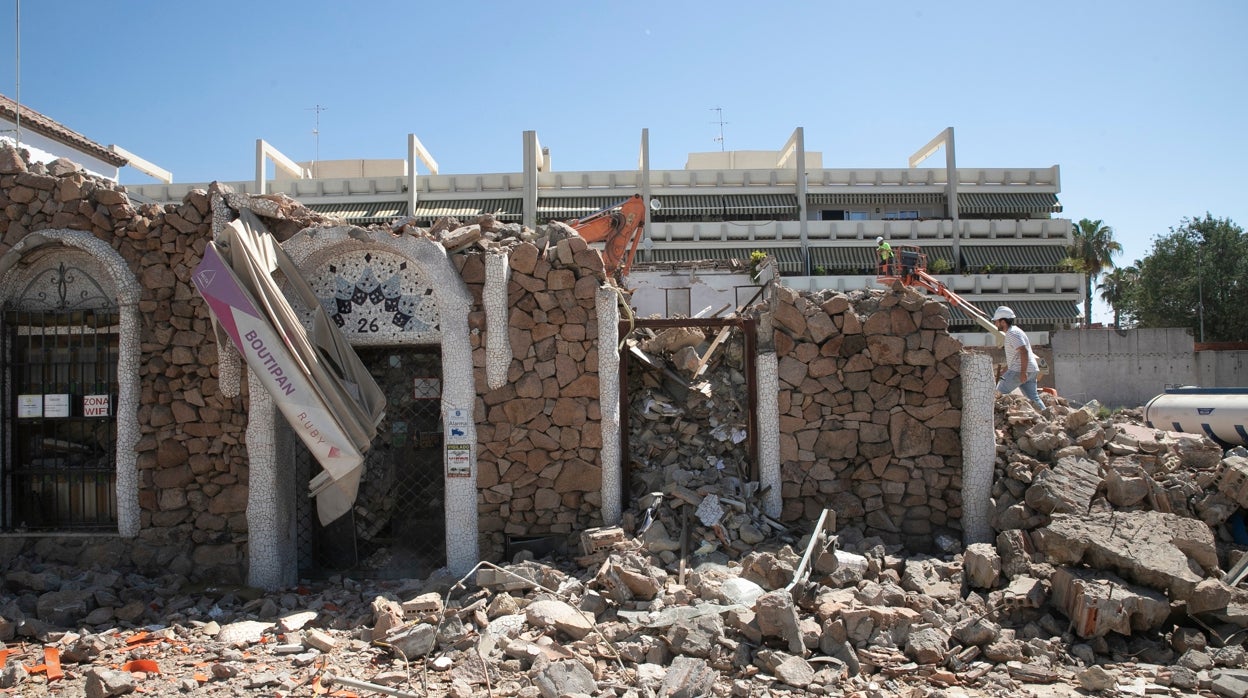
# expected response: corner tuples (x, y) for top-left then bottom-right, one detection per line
(0, 649), (9, 665)
(192, 672), (209, 684)
(122, 659), (162, 675)
(125, 631), (150, 645)
(43, 647), (63, 681)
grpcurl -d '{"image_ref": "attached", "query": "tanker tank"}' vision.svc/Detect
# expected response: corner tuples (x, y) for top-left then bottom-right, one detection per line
(1143, 387), (1248, 446)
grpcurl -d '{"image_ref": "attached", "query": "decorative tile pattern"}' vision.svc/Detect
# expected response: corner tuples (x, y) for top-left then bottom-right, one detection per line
(484, 252), (511, 390)
(306, 251), (439, 339)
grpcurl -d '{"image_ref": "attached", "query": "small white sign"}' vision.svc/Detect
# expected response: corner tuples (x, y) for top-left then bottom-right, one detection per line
(83, 394), (111, 417)
(44, 394), (71, 418)
(446, 443), (472, 477)
(445, 407), (471, 442)
(17, 395), (42, 418)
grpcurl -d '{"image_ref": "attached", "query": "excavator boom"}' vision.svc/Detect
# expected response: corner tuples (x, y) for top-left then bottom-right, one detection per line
(569, 194), (647, 278)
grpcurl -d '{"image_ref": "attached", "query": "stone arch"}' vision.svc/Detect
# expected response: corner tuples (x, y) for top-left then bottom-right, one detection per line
(0, 230), (143, 537)
(246, 226), (477, 588)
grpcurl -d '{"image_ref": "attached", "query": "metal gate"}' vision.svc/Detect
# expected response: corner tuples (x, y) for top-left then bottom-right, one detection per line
(296, 347), (445, 579)
(1, 308), (119, 531)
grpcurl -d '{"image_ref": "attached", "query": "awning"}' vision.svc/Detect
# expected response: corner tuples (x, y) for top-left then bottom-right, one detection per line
(722, 194), (798, 216)
(957, 193), (1062, 214)
(193, 211), (386, 526)
(961, 245), (1068, 271)
(411, 198), (522, 221)
(308, 201), (408, 224)
(808, 192), (944, 206)
(653, 194), (722, 216)
(915, 245), (955, 266)
(645, 246), (805, 274)
(537, 196), (622, 220)
(948, 300), (1080, 326)
(808, 245), (877, 272)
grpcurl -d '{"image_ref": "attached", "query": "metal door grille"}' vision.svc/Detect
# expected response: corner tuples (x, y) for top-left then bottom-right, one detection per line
(296, 348), (445, 579)
(1, 309), (120, 531)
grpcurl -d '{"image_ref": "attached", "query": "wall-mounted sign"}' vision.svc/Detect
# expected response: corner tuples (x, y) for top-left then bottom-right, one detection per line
(83, 395), (111, 417)
(445, 407), (471, 442)
(446, 443), (471, 477)
(43, 394), (70, 418)
(413, 377), (441, 399)
(17, 395), (42, 418)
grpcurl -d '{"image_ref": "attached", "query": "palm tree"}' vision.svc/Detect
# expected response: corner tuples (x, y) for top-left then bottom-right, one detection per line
(1096, 265), (1137, 329)
(1068, 218), (1122, 326)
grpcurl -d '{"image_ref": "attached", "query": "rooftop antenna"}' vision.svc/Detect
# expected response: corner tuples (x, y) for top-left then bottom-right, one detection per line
(306, 103), (327, 177)
(12, 0), (20, 147)
(709, 106), (727, 151)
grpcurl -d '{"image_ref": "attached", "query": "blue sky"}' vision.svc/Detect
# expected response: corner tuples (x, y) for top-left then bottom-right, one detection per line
(2, 1), (1244, 323)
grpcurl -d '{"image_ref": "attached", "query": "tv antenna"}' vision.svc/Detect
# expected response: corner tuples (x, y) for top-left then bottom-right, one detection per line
(306, 104), (327, 177)
(709, 106), (727, 151)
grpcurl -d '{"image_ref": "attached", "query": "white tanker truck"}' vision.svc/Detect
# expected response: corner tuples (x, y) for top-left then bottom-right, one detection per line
(1144, 387), (1248, 447)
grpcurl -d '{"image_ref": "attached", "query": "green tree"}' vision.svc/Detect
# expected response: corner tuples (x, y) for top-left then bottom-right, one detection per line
(1067, 219), (1122, 326)
(1096, 265), (1137, 329)
(1125, 214), (1248, 342)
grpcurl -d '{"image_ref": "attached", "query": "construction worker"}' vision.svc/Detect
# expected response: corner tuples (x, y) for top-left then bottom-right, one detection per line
(992, 306), (1049, 416)
(876, 236), (893, 274)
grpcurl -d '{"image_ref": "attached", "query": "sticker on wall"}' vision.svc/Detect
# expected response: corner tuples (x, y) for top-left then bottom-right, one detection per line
(445, 407), (471, 442)
(446, 443), (471, 477)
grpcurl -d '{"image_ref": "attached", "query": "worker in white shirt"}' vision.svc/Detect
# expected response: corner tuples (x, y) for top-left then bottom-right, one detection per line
(992, 306), (1049, 416)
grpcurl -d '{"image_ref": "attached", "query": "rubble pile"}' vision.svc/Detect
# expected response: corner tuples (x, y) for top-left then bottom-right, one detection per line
(624, 324), (784, 564)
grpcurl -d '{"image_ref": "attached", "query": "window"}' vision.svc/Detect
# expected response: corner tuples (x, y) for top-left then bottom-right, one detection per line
(883, 210), (920, 220)
(2, 309), (119, 531)
(665, 288), (691, 318)
(846, 211), (870, 221)
(820, 210), (845, 221)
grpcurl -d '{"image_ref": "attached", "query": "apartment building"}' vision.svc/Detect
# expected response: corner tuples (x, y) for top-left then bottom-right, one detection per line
(125, 127), (1081, 343)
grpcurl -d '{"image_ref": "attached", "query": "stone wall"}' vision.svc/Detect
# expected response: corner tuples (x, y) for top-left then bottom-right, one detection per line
(769, 284), (965, 550)
(0, 144), (250, 582)
(462, 236), (609, 561)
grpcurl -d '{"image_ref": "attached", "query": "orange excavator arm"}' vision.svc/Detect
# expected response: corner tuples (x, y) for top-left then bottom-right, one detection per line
(570, 194), (647, 278)
(877, 246), (1005, 346)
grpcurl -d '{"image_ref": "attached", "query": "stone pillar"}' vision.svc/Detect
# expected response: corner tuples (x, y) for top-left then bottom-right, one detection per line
(960, 352), (995, 544)
(597, 286), (622, 525)
(246, 368), (291, 590)
(484, 251), (511, 390)
(757, 351), (782, 518)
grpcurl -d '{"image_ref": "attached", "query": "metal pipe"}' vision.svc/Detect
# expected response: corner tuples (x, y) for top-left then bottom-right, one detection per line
(321, 672), (421, 698)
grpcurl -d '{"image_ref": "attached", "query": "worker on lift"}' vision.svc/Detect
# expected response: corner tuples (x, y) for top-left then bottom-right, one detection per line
(876, 236), (893, 274)
(992, 306), (1050, 417)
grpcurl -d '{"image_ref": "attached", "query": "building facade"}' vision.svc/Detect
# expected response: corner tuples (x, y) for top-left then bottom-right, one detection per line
(125, 127), (1082, 344)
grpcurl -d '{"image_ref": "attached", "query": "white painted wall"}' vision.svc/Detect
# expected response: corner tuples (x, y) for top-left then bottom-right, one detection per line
(628, 268), (763, 317)
(0, 130), (119, 181)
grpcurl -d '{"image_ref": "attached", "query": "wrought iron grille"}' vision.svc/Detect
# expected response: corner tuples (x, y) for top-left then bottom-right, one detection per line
(297, 348), (445, 579)
(1, 309), (120, 531)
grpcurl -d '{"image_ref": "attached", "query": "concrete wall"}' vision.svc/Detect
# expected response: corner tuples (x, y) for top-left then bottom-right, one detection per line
(1052, 328), (1198, 408)
(1197, 350), (1248, 388)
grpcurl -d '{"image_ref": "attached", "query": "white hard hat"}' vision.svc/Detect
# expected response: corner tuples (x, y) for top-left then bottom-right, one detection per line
(875, 236), (884, 244)
(991, 306), (1016, 321)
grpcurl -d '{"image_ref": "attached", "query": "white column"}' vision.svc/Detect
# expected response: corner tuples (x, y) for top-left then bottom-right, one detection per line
(597, 286), (622, 525)
(757, 351), (782, 518)
(960, 352), (995, 545)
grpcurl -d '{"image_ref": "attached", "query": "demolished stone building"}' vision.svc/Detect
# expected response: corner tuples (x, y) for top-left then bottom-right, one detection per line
(5, 145), (1248, 697)
(0, 142), (1001, 591)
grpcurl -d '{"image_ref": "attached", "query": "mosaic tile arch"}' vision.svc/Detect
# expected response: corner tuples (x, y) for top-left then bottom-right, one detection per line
(306, 250), (440, 341)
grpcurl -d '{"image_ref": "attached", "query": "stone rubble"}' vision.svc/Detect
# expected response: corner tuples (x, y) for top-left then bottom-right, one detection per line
(3, 403), (1248, 696)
